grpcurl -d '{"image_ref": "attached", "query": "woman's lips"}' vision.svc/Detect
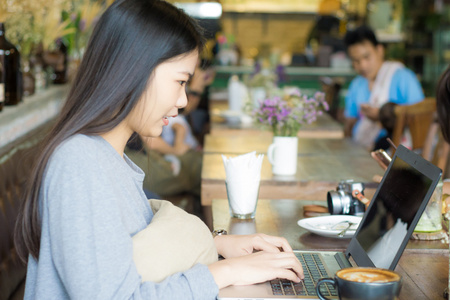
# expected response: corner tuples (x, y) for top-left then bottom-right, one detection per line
(163, 114), (178, 126)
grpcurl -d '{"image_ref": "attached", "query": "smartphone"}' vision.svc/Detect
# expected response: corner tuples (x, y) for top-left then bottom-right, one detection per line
(373, 149), (392, 168)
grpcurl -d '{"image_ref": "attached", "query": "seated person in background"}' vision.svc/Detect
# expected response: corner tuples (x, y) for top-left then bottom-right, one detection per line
(374, 102), (397, 151)
(126, 118), (202, 200)
(184, 60), (215, 146)
(320, 76), (344, 123)
(376, 102), (413, 152)
(183, 61), (215, 118)
(343, 25), (424, 151)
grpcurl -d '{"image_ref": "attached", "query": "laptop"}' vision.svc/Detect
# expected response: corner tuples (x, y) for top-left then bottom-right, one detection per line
(218, 144), (442, 299)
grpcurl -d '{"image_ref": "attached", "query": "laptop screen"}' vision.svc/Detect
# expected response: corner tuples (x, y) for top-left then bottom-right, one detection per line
(346, 145), (441, 270)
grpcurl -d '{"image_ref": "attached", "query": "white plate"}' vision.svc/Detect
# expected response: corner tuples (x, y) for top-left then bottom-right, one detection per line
(219, 110), (253, 125)
(297, 215), (362, 239)
(220, 110), (242, 125)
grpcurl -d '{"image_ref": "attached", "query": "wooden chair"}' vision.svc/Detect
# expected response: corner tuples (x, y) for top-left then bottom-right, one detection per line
(422, 120), (450, 177)
(372, 114), (450, 184)
(391, 97), (437, 153)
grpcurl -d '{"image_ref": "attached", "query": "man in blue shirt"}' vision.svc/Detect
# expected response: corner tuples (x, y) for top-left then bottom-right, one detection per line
(343, 26), (424, 150)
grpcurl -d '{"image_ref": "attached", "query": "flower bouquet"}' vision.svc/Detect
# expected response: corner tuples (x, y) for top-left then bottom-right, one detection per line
(252, 87), (328, 137)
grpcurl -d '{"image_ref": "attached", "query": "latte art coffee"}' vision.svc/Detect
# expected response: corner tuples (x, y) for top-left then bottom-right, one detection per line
(338, 268), (400, 283)
(317, 267), (402, 300)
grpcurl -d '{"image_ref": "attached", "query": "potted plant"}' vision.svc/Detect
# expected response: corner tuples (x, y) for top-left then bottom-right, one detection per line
(252, 87), (328, 175)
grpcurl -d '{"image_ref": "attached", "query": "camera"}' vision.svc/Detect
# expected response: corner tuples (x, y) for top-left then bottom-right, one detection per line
(327, 180), (366, 216)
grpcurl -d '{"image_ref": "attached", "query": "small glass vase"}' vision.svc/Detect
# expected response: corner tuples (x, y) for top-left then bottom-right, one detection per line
(414, 179), (443, 233)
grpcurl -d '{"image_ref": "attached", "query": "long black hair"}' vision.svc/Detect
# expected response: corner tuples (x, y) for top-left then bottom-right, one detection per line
(15, 0), (204, 262)
(436, 65), (450, 144)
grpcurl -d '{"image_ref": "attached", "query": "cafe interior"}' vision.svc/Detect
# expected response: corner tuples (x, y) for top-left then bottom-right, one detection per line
(1, 0), (450, 299)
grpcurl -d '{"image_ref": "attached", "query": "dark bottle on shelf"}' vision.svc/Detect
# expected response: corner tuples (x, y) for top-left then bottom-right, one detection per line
(0, 22), (23, 106)
(52, 39), (68, 84)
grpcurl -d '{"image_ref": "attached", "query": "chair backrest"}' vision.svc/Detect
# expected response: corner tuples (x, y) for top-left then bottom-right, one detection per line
(391, 98), (437, 152)
(422, 120), (450, 177)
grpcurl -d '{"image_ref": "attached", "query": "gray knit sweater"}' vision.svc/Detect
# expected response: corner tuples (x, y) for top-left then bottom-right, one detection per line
(24, 134), (218, 299)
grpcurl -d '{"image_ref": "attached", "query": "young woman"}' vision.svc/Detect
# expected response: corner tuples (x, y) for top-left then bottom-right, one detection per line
(437, 66), (450, 144)
(15, 0), (303, 298)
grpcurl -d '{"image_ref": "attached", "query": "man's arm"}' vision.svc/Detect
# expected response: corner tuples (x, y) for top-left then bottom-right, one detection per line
(172, 123), (189, 154)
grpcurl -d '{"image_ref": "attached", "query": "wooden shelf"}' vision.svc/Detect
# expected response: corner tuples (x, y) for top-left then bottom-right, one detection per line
(0, 84), (70, 150)
(222, 2), (318, 14)
(214, 65), (355, 78)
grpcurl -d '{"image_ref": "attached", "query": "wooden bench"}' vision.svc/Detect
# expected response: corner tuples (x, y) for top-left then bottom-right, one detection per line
(0, 122), (53, 300)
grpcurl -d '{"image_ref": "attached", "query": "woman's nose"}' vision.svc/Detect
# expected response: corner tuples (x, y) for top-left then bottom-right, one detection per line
(176, 91), (188, 109)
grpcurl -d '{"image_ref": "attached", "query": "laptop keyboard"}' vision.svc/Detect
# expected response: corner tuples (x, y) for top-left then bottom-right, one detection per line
(270, 253), (338, 297)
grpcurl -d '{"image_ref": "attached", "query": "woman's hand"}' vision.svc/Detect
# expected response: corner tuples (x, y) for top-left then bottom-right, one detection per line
(213, 233), (293, 258)
(208, 250), (304, 289)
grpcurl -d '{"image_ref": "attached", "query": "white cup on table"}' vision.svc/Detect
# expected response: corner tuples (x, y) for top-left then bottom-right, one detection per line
(222, 152), (264, 219)
(226, 178), (260, 219)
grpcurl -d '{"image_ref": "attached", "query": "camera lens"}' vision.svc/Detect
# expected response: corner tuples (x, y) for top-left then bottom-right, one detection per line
(327, 191), (342, 214)
(327, 190), (352, 215)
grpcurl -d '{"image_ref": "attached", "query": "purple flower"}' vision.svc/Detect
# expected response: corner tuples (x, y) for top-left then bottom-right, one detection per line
(252, 90), (327, 135)
(280, 107), (290, 116)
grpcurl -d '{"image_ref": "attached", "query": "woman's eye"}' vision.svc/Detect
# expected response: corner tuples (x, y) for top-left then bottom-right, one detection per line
(179, 81), (187, 86)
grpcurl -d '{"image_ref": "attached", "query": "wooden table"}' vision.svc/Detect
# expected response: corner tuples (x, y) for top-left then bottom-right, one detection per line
(209, 100), (344, 139)
(213, 199), (449, 300)
(204, 135), (370, 155)
(201, 148), (382, 208)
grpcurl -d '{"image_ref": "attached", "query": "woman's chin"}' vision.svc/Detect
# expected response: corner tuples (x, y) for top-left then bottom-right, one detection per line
(139, 128), (163, 139)
(151, 128), (164, 137)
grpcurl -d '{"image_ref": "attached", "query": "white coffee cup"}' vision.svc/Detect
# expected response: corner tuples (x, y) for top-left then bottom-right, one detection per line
(267, 136), (298, 176)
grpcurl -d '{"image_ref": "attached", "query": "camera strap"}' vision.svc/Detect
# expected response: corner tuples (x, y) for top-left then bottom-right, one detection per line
(303, 204), (329, 218)
(352, 190), (371, 207)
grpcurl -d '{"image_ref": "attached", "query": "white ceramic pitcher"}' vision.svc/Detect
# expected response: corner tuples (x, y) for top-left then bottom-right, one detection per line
(267, 136), (298, 176)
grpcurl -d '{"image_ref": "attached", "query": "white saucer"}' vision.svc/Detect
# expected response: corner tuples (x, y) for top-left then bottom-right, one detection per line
(220, 110), (242, 125)
(297, 215), (362, 239)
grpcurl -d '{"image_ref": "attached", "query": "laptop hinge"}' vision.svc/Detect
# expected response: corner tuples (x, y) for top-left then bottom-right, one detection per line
(334, 252), (352, 269)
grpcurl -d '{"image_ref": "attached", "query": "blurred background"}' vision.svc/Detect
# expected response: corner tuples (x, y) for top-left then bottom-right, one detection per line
(1, 0), (450, 100)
